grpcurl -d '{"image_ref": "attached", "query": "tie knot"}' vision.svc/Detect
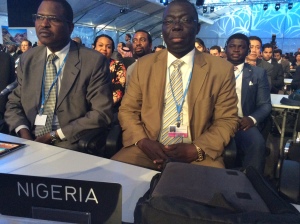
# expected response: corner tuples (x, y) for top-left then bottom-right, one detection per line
(47, 54), (58, 62)
(171, 59), (184, 69)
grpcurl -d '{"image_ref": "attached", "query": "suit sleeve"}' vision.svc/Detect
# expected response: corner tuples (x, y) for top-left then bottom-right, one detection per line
(291, 66), (300, 91)
(193, 65), (239, 159)
(272, 63), (284, 89)
(5, 54), (32, 132)
(61, 54), (113, 143)
(118, 60), (148, 147)
(250, 69), (272, 123)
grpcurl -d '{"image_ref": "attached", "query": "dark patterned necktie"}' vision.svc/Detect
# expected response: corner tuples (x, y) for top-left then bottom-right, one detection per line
(35, 54), (58, 137)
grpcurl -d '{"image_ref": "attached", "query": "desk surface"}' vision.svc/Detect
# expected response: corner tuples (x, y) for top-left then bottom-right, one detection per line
(0, 134), (158, 223)
(271, 94), (300, 109)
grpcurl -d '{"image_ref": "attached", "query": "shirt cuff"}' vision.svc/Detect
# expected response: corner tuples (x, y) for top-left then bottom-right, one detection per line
(248, 116), (257, 125)
(56, 128), (66, 140)
(15, 125), (29, 135)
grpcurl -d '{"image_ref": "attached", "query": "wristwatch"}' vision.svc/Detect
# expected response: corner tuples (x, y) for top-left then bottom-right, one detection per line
(50, 131), (58, 143)
(193, 143), (205, 162)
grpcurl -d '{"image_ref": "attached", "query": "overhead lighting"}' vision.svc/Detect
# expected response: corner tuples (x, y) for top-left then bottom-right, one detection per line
(210, 6), (214, 13)
(263, 4), (268, 11)
(275, 3), (280, 11)
(203, 6), (207, 13)
(288, 3), (293, 10)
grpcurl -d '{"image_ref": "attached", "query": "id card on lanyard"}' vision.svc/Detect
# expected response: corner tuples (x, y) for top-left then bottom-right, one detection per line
(34, 53), (69, 126)
(167, 60), (193, 138)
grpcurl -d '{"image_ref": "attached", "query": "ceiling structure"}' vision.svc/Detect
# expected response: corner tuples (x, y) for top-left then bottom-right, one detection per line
(0, 0), (299, 40)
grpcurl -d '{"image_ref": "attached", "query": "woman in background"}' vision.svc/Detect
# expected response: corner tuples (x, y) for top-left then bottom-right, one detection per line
(195, 38), (206, 52)
(93, 34), (126, 113)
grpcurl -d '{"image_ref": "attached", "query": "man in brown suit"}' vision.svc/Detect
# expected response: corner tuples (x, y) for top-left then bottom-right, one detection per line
(112, 0), (238, 170)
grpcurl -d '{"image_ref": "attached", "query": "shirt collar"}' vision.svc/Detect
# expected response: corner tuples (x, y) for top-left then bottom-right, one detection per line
(46, 42), (70, 60)
(167, 48), (195, 68)
(235, 62), (244, 72)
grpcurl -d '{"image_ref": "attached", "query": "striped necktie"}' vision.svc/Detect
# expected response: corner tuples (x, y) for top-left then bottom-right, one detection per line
(159, 59), (184, 145)
(35, 54), (58, 137)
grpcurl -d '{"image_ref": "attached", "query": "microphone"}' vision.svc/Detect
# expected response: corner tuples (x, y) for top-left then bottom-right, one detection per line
(0, 80), (18, 96)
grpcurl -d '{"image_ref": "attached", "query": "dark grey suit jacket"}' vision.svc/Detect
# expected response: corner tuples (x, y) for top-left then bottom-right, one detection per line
(241, 63), (272, 125)
(256, 58), (273, 91)
(0, 52), (15, 116)
(5, 41), (113, 144)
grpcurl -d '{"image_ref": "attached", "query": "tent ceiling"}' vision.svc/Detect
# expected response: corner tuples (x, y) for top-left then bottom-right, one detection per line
(1, 0), (300, 39)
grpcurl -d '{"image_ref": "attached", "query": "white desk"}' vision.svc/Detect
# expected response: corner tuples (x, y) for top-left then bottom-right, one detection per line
(0, 134), (159, 223)
(271, 94), (300, 177)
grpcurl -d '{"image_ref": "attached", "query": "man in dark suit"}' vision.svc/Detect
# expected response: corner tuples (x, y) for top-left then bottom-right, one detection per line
(0, 52), (15, 119)
(247, 36), (273, 91)
(226, 33), (272, 174)
(274, 49), (291, 78)
(112, 0), (238, 170)
(5, 0), (112, 150)
(261, 43), (284, 93)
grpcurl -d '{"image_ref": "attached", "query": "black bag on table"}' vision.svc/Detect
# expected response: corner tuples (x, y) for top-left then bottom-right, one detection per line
(134, 162), (300, 224)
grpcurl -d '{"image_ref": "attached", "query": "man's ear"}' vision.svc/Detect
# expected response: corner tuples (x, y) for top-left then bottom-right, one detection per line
(196, 23), (201, 34)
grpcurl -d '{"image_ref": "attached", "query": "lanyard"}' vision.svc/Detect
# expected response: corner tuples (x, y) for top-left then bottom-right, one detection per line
(168, 63), (193, 127)
(235, 69), (243, 80)
(39, 53), (69, 115)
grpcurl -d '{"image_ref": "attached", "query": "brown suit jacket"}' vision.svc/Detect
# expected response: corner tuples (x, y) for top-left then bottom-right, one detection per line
(119, 49), (238, 160)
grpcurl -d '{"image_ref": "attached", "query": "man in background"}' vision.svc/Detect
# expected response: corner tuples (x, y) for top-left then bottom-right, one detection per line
(274, 49), (290, 78)
(226, 33), (271, 174)
(125, 30), (153, 90)
(209, 45), (221, 56)
(247, 36), (273, 90)
(125, 33), (133, 53)
(261, 43), (284, 93)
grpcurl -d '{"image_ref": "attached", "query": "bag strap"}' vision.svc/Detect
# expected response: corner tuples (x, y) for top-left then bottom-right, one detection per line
(245, 166), (299, 214)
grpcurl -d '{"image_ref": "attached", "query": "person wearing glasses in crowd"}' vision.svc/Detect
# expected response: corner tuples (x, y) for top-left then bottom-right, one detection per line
(125, 29), (153, 90)
(5, 0), (112, 150)
(112, 0), (238, 170)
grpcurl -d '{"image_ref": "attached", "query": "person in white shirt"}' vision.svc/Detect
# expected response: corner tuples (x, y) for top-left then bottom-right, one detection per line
(225, 33), (271, 174)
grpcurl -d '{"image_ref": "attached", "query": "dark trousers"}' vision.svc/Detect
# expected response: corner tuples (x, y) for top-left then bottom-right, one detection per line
(234, 126), (266, 174)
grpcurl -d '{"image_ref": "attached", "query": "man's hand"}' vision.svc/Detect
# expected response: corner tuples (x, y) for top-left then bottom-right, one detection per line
(35, 133), (52, 144)
(18, 128), (33, 140)
(239, 116), (254, 131)
(163, 143), (198, 163)
(137, 138), (168, 169)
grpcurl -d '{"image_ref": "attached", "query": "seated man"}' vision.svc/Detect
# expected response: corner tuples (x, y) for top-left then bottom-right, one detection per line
(5, 0), (112, 150)
(261, 43), (284, 94)
(225, 33), (272, 174)
(112, 0), (238, 170)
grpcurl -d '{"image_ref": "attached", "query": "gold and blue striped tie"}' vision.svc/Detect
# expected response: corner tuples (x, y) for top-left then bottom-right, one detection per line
(159, 59), (184, 145)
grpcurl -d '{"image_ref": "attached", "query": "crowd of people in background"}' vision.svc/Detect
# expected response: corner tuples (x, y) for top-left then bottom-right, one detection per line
(1, 0), (300, 175)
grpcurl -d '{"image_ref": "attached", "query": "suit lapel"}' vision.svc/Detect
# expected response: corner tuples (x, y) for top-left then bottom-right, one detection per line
(241, 64), (252, 107)
(57, 41), (80, 108)
(152, 51), (168, 116)
(32, 47), (47, 110)
(188, 51), (208, 120)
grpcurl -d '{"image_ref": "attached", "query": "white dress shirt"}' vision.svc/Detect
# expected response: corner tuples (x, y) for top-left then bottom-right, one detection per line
(162, 49), (195, 143)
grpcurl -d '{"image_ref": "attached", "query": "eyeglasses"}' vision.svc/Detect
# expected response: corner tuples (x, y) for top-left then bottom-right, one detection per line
(32, 14), (70, 24)
(132, 37), (148, 44)
(162, 18), (198, 26)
